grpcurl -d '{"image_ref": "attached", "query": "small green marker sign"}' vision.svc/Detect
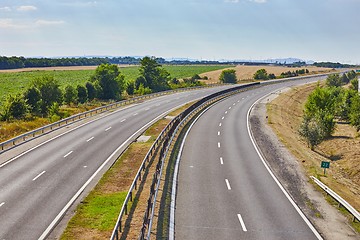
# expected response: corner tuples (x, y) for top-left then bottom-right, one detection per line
(321, 161), (330, 175)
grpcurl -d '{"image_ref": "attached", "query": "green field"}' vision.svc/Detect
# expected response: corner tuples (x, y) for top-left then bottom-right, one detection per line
(0, 65), (230, 107)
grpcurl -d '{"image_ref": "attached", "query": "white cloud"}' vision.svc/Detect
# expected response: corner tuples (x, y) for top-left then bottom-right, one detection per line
(224, 0), (239, 3)
(35, 20), (65, 26)
(17, 5), (37, 12)
(0, 19), (24, 29)
(0, 6), (11, 12)
(248, 0), (267, 3)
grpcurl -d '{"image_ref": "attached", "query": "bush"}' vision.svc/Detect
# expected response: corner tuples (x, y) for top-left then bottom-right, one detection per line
(219, 69), (237, 83)
(253, 69), (268, 80)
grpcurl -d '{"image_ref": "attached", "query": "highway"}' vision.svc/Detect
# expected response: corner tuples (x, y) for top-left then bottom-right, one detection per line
(175, 78), (324, 240)
(0, 85), (235, 240)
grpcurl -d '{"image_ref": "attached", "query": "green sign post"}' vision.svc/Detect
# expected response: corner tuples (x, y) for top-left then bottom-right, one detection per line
(321, 161), (330, 175)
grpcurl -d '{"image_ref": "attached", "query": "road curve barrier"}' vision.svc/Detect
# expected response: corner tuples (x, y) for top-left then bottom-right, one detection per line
(110, 82), (261, 240)
(311, 176), (360, 222)
(0, 84), (228, 154)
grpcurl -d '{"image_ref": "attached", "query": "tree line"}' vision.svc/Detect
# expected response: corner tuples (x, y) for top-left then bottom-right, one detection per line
(0, 57), (206, 121)
(298, 70), (359, 149)
(253, 68), (309, 80)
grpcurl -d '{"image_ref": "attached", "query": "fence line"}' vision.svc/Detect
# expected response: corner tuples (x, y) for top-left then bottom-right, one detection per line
(311, 176), (360, 222)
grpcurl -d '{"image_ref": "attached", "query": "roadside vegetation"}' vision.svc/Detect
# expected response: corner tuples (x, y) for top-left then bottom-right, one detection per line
(298, 71), (359, 149)
(0, 59), (229, 142)
(266, 73), (360, 223)
(253, 68), (310, 80)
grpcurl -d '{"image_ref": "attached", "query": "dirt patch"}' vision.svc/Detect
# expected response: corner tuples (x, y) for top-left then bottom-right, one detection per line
(250, 83), (359, 239)
(199, 65), (334, 84)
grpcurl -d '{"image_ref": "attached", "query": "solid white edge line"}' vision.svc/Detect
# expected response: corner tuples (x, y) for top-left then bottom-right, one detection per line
(0, 202), (5, 207)
(0, 104), (138, 168)
(225, 179), (231, 190)
(220, 157), (224, 165)
(32, 171), (46, 181)
(39, 103), (191, 240)
(169, 103), (215, 240)
(237, 214), (247, 232)
(247, 91), (323, 240)
(63, 151), (73, 158)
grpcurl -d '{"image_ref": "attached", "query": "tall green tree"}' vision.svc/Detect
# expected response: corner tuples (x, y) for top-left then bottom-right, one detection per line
(326, 74), (341, 87)
(32, 76), (63, 114)
(1, 94), (28, 120)
(24, 86), (41, 113)
(86, 82), (97, 100)
(77, 85), (88, 104)
(138, 56), (170, 92)
(90, 64), (125, 100)
(253, 69), (268, 80)
(349, 94), (360, 131)
(219, 69), (237, 83)
(64, 85), (77, 105)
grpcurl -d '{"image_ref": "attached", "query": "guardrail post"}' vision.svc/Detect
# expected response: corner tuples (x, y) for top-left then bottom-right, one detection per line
(125, 203), (128, 215)
(130, 191), (133, 201)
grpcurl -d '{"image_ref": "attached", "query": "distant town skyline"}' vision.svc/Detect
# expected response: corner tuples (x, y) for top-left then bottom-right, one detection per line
(1, 0), (359, 64)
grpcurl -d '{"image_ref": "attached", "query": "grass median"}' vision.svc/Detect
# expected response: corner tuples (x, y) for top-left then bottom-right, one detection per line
(60, 103), (193, 239)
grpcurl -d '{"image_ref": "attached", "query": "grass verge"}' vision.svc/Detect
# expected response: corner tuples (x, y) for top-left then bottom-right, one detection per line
(60, 103), (193, 239)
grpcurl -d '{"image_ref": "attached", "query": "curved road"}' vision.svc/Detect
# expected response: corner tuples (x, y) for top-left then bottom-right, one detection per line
(175, 77), (325, 239)
(0, 85), (237, 240)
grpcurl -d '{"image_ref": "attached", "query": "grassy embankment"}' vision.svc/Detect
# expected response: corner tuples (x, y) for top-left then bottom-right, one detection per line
(267, 82), (360, 231)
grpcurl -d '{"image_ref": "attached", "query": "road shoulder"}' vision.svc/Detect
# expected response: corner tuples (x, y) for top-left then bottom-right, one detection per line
(249, 90), (359, 240)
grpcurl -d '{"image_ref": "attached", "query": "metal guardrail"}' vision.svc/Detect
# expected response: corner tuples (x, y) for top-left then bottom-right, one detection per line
(0, 84), (226, 154)
(311, 176), (360, 222)
(110, 72), (342, 240)
(110, 82), (261, 240)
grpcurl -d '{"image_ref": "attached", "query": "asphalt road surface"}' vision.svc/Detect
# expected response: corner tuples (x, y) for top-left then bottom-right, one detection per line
(175, 78), (325, 240)
(0, 85), (237, 240)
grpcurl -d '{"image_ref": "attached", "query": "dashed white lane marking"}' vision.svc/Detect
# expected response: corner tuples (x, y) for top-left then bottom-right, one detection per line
(225, 179), (231, 190)
(229, 107), (232, 110)
(33, 171), (46, 181)
(242, 97), (245, 100)
(83, 166), (87, 168)
(238, 100), (240, 103)
(145, 108), (150, 111)
(218, 142), (221, 148)
(0, 202), (5, 207)
(105, 127), (112, 131)
(219, 123), (222, 127)
(233, 103), (236, 106)
(218, 131), (220, 136)
(220, 157), (224, 165)
(225, 111), (228, 114)
(120, 119), (126, 122)
(133, 113), (138, 116)
(222, 116), (225, 120)
(86, 137), (94, 142)
(64, 151), (73, 158)
(237, 214), (248, 232)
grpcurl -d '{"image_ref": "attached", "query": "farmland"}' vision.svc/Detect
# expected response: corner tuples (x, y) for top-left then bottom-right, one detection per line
(0, 65), (230, 107)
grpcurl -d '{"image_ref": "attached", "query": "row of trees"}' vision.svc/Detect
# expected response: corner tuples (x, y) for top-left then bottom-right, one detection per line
(253, 68), (309, 80)
(1, 57), (207, 121)
(298, 71), (359, 149)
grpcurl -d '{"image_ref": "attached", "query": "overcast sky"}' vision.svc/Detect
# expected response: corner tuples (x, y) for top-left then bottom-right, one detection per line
(0, 0), (359, 63)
